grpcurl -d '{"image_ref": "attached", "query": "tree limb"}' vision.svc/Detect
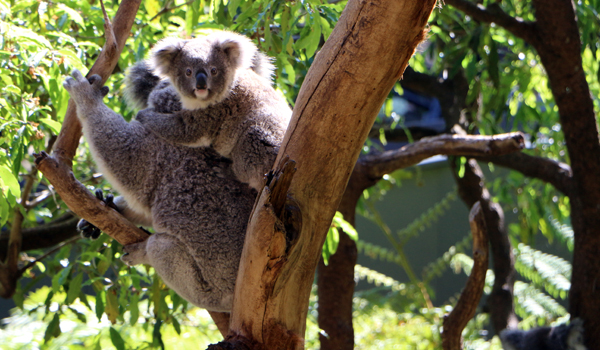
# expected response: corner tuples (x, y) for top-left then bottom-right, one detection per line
(442, 202), (489, 350)
(451, 158), (518, 333)
(360, 132), (524, 180)
(34, 0), (147, 246)
(444, 0), (538, 45)
(0, 215), (79, 261)
(477, 152), (574, 197)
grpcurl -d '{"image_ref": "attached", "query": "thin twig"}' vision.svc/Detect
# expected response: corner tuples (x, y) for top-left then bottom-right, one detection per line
(17, 236), (81, 278)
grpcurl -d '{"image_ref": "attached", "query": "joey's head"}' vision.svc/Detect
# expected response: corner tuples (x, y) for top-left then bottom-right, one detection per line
(150, 31), (260, 110)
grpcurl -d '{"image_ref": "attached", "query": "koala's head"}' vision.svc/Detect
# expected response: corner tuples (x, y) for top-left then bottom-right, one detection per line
(150, 31), (259, 110)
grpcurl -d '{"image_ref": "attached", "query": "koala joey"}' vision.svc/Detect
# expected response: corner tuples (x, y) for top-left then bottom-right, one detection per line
(128, 31), (292, 191)
(499, 318), (587, 350)
(63, 70), (256, 312)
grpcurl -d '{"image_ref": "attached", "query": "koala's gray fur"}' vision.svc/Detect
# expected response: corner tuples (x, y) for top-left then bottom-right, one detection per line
(63, 70), (256, 312)
(499, 319), (587, 350)
(128, 31), (292, 191)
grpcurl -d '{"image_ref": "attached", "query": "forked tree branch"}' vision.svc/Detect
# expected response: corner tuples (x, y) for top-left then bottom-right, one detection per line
(34, 0), (147, 246)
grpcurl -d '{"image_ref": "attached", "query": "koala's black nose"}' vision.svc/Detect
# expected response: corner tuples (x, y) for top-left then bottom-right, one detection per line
(196, 72), (208, 90)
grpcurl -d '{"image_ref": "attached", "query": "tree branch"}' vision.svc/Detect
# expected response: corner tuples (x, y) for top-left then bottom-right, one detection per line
(360, 132), (524, 180)
(444, 0), (538, 45)
(442, 202), (489, 350)
(34, 0), (148, 246)
(477, 152), (574, 197)
(0, 215), (79, 261)
(451, 158), (517, 333)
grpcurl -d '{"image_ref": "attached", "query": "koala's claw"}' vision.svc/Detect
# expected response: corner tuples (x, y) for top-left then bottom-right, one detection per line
(77, 189), (121, 239)
(63, 69), (109, 104)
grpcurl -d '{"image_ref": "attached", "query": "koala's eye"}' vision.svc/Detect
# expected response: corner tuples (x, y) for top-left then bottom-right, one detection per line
(210, 68), (218, 76)
(185, 68), (192, 76)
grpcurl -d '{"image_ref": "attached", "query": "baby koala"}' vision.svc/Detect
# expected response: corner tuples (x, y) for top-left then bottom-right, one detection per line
(130, 31), (292, 191)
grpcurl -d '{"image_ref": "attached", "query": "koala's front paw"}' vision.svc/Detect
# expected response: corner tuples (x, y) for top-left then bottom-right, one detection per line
(78, 189), (120, 239)
(121, 241), (148, 266)
(135, 108), (151, 124)
(63, 70), (110, 111)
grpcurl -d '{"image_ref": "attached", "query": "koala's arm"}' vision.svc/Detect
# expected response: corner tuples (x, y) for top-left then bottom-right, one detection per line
(230, 124), (281, 191)
(147, 81), (182, 114)
(63, 70), (154, 201)
(135, 108), (220, 147)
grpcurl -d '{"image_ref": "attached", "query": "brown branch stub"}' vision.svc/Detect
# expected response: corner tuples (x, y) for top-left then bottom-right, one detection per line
(361, 132), (525, 179)
(442, 201), (489, 350)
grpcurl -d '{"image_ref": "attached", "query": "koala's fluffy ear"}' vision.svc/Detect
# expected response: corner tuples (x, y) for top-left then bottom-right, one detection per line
(217, 33), (256, 71)
(150, 38), (187, 76)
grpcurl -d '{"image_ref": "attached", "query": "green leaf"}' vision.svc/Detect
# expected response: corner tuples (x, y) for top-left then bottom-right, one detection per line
(95, 290), (105, 322)
(487, 37), (500, 88)
(3, 85), (21, 94)
(172, 317), (181, 335)
(38, 118), (62, 134)
(66, 273), (83, 304)
(44, 313), (61, 342)
(0, 165), (21, 199)
(105, 288), (119, 324)
(56, 3), (85, 28)
(109, 327), (126, 350)
(129, 294), (139, 326)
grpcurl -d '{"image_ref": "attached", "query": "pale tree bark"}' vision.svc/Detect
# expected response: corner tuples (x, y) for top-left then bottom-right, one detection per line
(205, 0), (437, 348)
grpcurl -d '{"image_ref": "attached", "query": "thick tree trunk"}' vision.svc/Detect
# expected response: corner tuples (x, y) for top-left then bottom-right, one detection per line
(529, 1), (600, 348)
(211, 0), (437, 348)
(317, 169), (373, 350)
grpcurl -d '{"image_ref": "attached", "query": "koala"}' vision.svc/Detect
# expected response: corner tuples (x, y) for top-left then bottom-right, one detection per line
(63, 69), (256, 312)
(128, 31), (292, 191)
(499, 319), (587, 350)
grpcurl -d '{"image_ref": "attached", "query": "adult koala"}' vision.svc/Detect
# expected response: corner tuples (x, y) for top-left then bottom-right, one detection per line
(64, 69), (256, 312)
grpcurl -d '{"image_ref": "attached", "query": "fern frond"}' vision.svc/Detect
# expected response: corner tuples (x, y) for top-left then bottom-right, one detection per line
(513, 281), (567, 322)
(357, 240), (402, 265)
(354, 264), (405, 291)
(397, 188), (458, 243)
(547, 215), (574, 251)
(515, 243), (571, 299)
(449, 253), (495, 293)
(422, 234), (472, 282)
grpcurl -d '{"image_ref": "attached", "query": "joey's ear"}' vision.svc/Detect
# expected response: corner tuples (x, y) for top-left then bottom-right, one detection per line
(220, 39), (243, 67)
(216, 32), (256, 70)
(150, 38), (187, 76)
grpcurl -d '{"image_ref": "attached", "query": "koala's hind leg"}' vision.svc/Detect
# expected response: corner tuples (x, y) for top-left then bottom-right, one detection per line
(121, 233), (222, 310)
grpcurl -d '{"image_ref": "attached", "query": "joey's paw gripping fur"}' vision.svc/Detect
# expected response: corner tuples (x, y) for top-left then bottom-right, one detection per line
(77, 189), (120, 239)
